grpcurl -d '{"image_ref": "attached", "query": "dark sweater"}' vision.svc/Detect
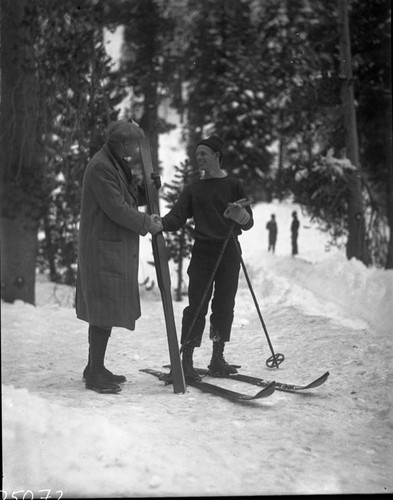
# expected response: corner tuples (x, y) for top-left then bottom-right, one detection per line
(162, 176), (253, 242)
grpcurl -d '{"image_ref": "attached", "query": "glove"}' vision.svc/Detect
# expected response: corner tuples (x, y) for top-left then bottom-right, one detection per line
(151, 172), (161, 190)
(148, 214), (163, 235)
(223, 199), (250, 225)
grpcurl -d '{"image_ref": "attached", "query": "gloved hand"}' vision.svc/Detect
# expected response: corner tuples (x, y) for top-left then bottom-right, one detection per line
(148, 214), (163, 235)
(223, 198), (251, 225)
(151, 172), (161, 190)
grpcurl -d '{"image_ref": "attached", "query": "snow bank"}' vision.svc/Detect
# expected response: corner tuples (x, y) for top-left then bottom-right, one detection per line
(249, 253), (393, 336)
(240, 202), (393, 336)
(2, 384), (170, 497)
(2, 200), (392, 497)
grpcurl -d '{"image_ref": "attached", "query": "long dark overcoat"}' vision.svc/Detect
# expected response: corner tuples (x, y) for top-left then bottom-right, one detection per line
(76, 144), (151, 331)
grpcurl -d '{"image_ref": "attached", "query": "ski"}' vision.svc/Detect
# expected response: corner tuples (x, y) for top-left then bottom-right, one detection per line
(139, 111), (186, 394)
(195, 368), (330, 393)
(140, 368), (276, 402)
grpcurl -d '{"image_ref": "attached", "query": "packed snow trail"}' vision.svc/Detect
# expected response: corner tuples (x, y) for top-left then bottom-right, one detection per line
(2, 201), (392, 496)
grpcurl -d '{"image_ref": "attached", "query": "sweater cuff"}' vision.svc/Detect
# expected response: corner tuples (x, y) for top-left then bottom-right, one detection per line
(241, 212), (253, 230)
(239, 211), (251, 226)
(142, 213), (151, 235)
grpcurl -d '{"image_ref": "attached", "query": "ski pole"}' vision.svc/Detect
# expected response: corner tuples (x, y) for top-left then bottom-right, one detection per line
(232, 236), (285, 369)
(180, 198), (253, 352)
(180, 222), (235, 353)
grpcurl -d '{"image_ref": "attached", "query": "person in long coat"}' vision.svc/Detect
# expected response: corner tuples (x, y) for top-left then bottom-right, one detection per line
(76, 119), (162, 394)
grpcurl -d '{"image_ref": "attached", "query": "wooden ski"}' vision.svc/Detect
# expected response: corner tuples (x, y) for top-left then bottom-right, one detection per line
(138, 111), (186, 394)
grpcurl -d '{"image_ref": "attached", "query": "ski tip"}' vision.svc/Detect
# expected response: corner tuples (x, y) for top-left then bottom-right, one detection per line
(319, 371), (330, 383)
(237, 381), (276, 401)
(304, 371), (330, 389)
(255, 381), (276, 399)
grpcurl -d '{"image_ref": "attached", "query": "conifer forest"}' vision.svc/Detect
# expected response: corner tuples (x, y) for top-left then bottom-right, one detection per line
(0, 0), (391, 305)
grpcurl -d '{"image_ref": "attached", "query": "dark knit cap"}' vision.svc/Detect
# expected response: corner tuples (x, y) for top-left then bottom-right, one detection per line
(197, 135), (225, 157)
(106, 120), (145, 143)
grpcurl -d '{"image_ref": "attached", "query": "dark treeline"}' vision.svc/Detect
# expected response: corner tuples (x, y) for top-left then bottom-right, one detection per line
(0, 0), (391, 305)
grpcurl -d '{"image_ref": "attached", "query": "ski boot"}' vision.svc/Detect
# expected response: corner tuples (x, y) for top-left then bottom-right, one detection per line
(83, 365), (127, 384)
(85, 371), (122, 394)
(182, 343), (202, 383)
(208, 340), (238, 377)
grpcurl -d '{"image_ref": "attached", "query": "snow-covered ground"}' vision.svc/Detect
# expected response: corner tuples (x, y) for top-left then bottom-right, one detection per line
(2, 194), (392, 497)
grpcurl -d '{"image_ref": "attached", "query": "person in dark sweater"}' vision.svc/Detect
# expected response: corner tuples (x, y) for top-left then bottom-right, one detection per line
(291, 210), (300, 256)
(160, 135), (254, 383)
(266, 213), (278, 253)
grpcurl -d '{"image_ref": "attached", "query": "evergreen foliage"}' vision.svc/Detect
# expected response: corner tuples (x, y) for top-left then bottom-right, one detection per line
(1, 0), (391, 302)
(33, 0), (125, 284)
(280, 0), (391, 266)
(171, 0), (277, 196)
(161, 159), (197, 300)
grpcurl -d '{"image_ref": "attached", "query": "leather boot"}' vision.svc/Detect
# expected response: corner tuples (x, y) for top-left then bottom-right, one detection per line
(85, 326), (122, 394)
(83, 365), (127, 384)
(85, 371), (122, 394)
(182, 344), (202, 383)
(208, 340), (238, 376)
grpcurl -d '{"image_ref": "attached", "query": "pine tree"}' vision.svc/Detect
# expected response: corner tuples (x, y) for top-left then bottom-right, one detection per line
(36, 1), (124, 286)
(161, 160), (197, 301)
(0, 0), (125, 302)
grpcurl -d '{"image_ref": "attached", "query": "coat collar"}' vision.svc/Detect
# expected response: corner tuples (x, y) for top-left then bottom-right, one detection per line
(103, 144), (139, 201)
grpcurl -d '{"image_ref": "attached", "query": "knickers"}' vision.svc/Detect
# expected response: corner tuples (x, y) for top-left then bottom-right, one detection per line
(181, 238), (241, 347)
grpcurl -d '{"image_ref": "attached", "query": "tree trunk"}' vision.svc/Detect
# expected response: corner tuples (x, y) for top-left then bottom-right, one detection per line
(43, 215), (58, 282)
(277, 134), (284, 200)
(338, 0), (369, 264)
(385, 87), (393, 268)
(383, 0), (393, 269)
(0, 215), (39, 304)
(0, 0), (43, 304)
(385, 104), (393, 269)
(175, 228), (186, 302)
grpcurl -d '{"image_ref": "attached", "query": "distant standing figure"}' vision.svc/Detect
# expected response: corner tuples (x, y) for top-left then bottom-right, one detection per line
(291, 211), (299, 255)
(266, 214), (278, 253)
